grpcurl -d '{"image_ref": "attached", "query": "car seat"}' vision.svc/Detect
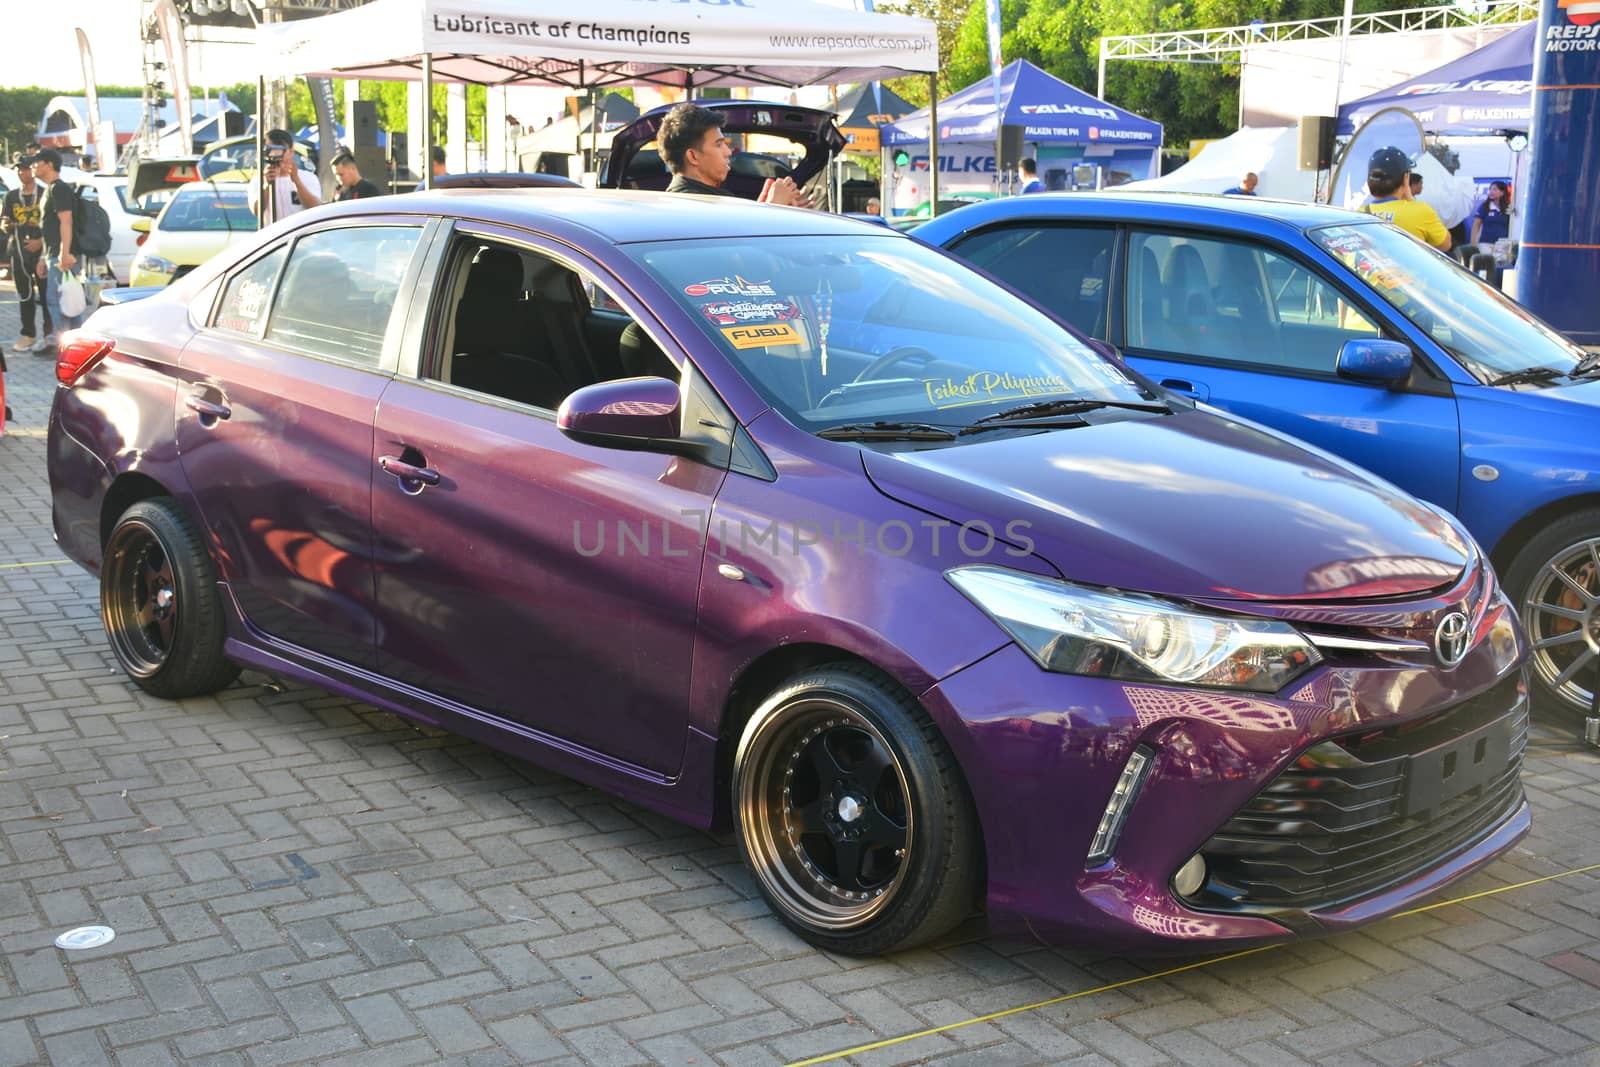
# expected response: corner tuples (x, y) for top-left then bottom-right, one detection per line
(451, 248), (569, 408)
(617, 321), (679, 381)
(1161, 244), (1216, 353)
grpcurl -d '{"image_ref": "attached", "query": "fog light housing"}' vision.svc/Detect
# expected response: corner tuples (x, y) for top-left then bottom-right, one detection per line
(1086, 747), (1152, 864)
(1173, 853), (1207, 897)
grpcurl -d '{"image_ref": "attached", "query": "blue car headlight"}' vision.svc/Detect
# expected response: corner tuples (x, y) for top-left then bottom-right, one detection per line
(947, 566), (1322, 693)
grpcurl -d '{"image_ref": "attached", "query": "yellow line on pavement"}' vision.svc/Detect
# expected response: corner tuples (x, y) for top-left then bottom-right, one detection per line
(0, 559), (70, 570)
(784, 860), (1600, 1067)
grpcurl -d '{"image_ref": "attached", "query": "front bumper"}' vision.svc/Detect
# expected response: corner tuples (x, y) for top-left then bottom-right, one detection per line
(923, 634), (1530, 953)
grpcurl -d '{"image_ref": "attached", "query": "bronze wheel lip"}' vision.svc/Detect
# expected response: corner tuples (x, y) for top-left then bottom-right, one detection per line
(103, 521), (177, 679)
(738, 696), (913, 932)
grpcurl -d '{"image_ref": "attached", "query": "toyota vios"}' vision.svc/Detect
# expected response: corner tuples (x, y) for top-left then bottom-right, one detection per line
(49, 191), (1528, 955)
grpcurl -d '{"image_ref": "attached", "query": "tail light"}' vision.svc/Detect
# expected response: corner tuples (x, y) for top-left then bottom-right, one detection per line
(56, 331), (116, 386)
(136, 232), (148, 247)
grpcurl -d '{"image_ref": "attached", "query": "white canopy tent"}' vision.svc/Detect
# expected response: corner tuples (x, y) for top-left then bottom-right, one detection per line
(255, 0), (941, 209)
(255, 0), (938, 91)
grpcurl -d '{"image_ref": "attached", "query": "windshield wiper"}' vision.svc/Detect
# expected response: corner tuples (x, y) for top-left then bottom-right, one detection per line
(968, 396), (1171, 426)
(816, 421), (958, 442)
(1486, 366), (1564, 387)
(1568, 351), (1600, 379)
(959, 418), (1091, 436)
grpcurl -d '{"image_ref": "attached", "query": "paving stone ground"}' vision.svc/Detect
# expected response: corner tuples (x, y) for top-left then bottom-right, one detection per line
(2, 282), (1599, 1067)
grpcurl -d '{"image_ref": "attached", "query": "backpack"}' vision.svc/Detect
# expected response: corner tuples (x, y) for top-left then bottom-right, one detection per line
(74, 185), (113, 258)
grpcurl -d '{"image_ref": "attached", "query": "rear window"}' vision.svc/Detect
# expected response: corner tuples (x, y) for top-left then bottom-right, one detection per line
(159, 188), (258, 233)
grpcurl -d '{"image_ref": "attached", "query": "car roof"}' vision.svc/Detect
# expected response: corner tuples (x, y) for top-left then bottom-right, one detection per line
(919, 190), (1371, 235)
(320, 188), (899, 245)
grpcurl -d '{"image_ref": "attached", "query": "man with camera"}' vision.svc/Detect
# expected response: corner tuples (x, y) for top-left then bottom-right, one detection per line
(253, 129), (321, 225)
(3, 154), (53, 353)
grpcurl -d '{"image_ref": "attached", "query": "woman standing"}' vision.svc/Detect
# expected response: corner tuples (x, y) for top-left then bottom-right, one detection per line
(1471, 181), (1512, 288)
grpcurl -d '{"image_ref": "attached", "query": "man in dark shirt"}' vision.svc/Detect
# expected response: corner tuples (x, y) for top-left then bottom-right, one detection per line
(28, 149), (83, 337)
(333, 150), (383, 201)
(3, 154), (53, 352)
(659, 104), (809, 206)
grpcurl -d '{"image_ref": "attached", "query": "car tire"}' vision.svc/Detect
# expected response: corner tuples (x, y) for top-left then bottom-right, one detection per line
(101, 499), (240, 699)
(733, 663), (981, 955)
(1504, 508), (1600, 722)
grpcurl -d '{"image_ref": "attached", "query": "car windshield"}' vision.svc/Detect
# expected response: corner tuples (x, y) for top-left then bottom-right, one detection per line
(200, 143), (313, 179)
(1311, 222), (1587, 381)
(159, 187), (258, 232)
(625, 234), (1152, 433)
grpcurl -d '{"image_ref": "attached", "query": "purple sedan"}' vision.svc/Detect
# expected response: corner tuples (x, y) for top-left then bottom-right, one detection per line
(48, 190), (1529, 956)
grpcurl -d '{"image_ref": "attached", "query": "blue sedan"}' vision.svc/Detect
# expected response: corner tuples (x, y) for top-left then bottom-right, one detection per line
(910, 192), (1600, 721)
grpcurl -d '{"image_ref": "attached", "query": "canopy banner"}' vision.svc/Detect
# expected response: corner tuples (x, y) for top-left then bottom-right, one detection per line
(1337, 23), (1535, 135)
(883, 60), (1161, 147)
(261, 0), (939, 87)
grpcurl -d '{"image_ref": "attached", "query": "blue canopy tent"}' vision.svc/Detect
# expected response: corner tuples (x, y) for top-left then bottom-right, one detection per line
(881, 60), (1162, 206)
(1337, 23), (1534, 135)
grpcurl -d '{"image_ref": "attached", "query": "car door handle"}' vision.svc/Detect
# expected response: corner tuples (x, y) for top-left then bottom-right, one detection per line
(184, 394), (232, 424)
(1160, 378), (1209, 401)
(378, 454), (441, 492)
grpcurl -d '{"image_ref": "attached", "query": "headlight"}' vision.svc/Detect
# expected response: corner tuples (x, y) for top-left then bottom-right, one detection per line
(135, 254), (178, 276)
(947, 566), (1322, 693)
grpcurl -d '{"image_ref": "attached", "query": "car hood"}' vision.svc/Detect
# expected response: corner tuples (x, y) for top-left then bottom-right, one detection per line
(861, 410), (1472, 603)
(603, 101), (845, 195)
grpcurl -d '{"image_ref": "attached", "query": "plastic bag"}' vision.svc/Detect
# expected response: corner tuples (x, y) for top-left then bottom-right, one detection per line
(59, 270), (86, 317)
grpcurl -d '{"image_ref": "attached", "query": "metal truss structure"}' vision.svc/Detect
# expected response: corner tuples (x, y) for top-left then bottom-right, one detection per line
(1097, 0), (1539, 98)
(130, 0), (370, 158)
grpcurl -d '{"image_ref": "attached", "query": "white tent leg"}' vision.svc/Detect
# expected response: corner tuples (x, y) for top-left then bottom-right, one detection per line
(928, 73), (940, 217)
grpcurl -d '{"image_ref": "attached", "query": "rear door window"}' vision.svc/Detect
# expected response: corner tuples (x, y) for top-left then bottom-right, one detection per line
(264, 226), (422, 368)
(949, 224), (1115, 339)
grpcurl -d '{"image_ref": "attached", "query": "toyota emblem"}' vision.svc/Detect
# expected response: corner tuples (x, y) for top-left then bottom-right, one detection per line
(1434, 611), (1470, 668)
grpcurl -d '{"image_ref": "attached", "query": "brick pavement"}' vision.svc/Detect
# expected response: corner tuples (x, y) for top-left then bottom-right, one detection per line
(2, 282), (1599, 1066)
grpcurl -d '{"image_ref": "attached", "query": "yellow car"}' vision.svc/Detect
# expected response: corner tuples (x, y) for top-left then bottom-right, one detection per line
(130, 182), (258, 288)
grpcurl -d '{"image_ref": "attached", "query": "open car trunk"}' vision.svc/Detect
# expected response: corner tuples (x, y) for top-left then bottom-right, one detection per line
(601, 102), (845, 201)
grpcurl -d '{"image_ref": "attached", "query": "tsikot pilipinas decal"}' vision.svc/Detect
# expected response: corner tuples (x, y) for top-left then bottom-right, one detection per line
(925, 372), (1075, 409)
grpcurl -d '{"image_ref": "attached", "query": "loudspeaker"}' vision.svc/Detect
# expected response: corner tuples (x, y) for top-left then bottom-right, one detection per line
(349, 99), (379, 147)
(1298, 115), (1336, 171)
(999, 124), (1025, 170)
(352, 146), (386, 184)
(387, 130), (408, 166)
(220, 110), (247, 138)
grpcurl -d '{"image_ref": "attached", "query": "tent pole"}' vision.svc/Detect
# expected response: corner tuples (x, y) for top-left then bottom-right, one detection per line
(928, 73), (939, 217)
(423, 52), (435, 190)
(255, 74), (266, 227)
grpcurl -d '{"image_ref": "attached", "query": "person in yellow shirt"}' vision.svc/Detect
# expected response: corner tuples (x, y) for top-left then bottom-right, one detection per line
(1359, 147), (1451, 252)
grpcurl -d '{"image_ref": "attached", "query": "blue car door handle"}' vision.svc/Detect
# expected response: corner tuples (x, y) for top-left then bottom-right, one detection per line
(1160, 378), (1210, 401)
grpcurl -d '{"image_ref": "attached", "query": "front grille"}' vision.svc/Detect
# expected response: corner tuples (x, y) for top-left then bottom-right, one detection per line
(1195, 673), (1527, 912)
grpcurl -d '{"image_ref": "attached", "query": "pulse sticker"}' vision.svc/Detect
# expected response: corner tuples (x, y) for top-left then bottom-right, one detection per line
(722, 323), (804, 349)
(700, 299), (803, 326)
(685, 276), (777, 298)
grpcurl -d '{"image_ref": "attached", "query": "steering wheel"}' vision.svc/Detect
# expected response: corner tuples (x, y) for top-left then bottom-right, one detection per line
(853, 345), (939, 384)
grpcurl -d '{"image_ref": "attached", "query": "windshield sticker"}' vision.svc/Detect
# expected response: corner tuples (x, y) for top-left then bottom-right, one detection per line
(700, 298), (803, 326)
(722, 323), (804, 349)
(925, 372), (1076, 409)
(686, 276), (777, 299)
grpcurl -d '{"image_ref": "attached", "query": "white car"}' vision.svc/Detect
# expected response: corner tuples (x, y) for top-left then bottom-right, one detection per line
(68, 171), (144, 286)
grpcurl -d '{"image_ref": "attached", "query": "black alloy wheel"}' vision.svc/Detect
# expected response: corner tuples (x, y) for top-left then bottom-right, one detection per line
(734, 664), (981, 955)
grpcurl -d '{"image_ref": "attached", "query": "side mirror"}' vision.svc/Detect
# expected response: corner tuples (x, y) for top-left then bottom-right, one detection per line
(1337, 339), (1412, 383)
(131, 218), (152, 234)
(557, 377), (682, 451)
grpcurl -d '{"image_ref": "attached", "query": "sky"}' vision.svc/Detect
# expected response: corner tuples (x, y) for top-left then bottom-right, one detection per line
(10, 0), (267, 91)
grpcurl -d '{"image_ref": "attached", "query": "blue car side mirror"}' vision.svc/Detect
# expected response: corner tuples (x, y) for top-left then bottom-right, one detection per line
(1337, 339), (1413, 383)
